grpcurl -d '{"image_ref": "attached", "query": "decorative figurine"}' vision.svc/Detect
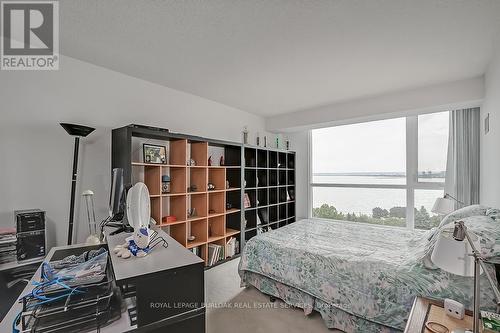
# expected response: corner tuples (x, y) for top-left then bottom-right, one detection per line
(207, 183), (216, 191)
(188, 185), (198, 192)
(208, 155), (212, 166)
(264, 136), (267, 147)
(188, 158), (196, 166)
(113, 228), (168, 260)
(188, 207), (197, 218)
(256, 133), (260, 146)
(225, 180), (230, 189)
(242, 126), (249, 144)
(162, 175), (171, 194)
(276, 137), (279, 148)
(219, 156), (224, 166)
(286, 139), (290, 150)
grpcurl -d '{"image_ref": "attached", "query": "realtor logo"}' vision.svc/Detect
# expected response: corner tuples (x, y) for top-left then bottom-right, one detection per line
(1, 1), (59, 70)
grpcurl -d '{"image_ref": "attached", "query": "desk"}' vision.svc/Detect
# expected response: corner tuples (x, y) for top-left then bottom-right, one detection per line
(0, 228), (205, 333)
(105, 228), (205, 331)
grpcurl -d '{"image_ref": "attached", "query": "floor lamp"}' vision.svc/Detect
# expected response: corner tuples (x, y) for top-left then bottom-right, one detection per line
(60, 123), (95, 245)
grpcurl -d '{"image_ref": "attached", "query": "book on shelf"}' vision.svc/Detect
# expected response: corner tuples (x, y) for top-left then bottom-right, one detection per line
(225, 237), (236, 258)
(243, 194), (251, 208)
(208, 244), (217, 266)
(190, 246), (200, 257)
(208, 243), (226, 266)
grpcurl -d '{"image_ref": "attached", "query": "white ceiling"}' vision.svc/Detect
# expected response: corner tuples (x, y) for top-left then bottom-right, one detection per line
(60, 0), (500, 117)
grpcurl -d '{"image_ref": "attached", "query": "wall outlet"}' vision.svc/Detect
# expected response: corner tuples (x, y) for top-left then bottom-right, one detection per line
(444, 298), (465, 320)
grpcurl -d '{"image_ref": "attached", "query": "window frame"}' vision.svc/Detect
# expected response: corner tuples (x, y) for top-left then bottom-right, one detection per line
(308, 114), (446, 229)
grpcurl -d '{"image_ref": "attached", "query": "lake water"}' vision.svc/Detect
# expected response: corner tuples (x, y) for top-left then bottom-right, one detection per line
(312, 175), (445, 216)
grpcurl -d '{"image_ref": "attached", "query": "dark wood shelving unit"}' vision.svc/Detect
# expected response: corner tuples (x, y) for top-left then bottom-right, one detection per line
(243, 146), (296, 246)
(112, 125), (243, 268)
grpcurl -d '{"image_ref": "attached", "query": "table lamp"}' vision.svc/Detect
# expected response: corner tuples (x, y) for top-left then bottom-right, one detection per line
(431, 221), (500, 333)
(432, 193), (466, 216)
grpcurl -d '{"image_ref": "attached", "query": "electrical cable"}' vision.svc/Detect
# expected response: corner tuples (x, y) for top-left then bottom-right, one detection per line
(12, 262), (86, 333)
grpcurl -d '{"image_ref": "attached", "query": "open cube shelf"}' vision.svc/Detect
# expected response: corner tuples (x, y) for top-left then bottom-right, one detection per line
(113, 126), (296, 267)
(113, 126), (245, 267)
(243, 146), (296, 244)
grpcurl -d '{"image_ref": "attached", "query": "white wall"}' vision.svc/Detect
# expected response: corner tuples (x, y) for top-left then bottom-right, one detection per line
(480, 40), (500, 207)
(0, 55), (267, 248)
(287, 131), (308, 220)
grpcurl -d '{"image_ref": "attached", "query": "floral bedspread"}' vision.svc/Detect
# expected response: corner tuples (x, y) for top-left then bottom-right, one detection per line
(239, 216), (499, 332)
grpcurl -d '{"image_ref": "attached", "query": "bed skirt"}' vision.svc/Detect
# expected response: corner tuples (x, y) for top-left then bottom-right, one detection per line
(240, 270), (403, 333)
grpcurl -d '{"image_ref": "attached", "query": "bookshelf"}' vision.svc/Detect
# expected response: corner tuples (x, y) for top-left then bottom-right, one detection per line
(242, 146), (296, 246)
(112, 125), (243, 268)
(112, 125), (297, 268)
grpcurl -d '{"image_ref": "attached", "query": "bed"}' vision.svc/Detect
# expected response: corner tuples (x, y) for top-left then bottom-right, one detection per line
(238, 205), (500, 332)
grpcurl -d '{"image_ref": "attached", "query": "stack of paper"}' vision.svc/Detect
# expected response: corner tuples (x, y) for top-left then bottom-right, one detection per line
(0, 228), (17, 264)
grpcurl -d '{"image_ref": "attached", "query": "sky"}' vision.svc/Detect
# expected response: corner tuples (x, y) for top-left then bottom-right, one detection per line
(312, 111), (449, 174)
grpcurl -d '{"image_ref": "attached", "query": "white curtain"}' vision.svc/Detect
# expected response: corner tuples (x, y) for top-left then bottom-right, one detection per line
(444, 107), (480, 207)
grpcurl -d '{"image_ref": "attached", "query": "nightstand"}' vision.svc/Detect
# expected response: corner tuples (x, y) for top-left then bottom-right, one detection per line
(405, 297), (474, 333)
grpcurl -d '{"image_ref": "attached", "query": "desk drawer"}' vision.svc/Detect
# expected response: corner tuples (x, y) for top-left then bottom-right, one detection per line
(135, 262), (204, 327)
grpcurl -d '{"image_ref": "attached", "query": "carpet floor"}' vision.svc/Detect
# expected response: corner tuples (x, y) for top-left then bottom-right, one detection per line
(205, 258), (343, 332)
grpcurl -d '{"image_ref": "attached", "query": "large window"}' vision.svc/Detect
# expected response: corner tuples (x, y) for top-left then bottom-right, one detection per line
(311, 111), (449, 229)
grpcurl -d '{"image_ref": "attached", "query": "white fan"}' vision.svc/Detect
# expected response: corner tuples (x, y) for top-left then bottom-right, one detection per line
(126, 182), (151, 230)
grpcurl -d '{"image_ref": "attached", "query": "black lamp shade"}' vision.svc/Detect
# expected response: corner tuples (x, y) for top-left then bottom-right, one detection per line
(60, 123), (95, 137)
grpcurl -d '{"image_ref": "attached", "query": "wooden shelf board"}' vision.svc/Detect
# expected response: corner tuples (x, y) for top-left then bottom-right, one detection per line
(225, 228), (240, 237)
(208, 235), (225, 243)
(160, 219), (186, 226)
(208, 212), (225, 218)
(208, 189), (225, 193)
(189, 165), (207, 168)
(187, 216), (207, 223)
(225, 208), (240, 214)
(132, 162), (161, 167)
(149, 194), (161, 198)
(226, 187), (241, 191)
(162, 192), (187, 197)
(189, 191), (207, 195)
(187, 240), (206, 249)
(132, 162), (186, 168)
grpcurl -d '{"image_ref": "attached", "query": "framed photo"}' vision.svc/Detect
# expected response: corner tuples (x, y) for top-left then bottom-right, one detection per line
(143, 144), (167, 164)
